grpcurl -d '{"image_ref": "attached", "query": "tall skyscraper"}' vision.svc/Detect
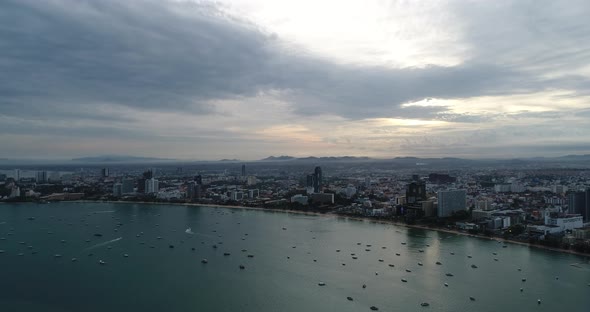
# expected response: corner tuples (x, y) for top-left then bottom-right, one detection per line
(437, 189), (467, 218)
(36, 171), (48, 183)
(406, 182), (427, 204)
(112, 183), (123, 197)
(241, 164), (246, 177)
(138, 170), (153, 194)
(101, 168), (109, 178)
(14, 169), (20, 181)
(313, 166), (322, 193)
(572, 189), (590, 222)
(145, 178), (159, 194)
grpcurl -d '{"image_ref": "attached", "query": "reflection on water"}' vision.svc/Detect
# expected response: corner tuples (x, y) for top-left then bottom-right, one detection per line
(0, 202), (588, 312)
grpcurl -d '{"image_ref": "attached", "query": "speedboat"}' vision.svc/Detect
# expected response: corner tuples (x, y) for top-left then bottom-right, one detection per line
(406, 269), (412, 272)
(446, 273), (454, 277)
(401, 278), (407, 282)
(418, 262), (423, 266)
(347, 296), (353, 301)
(388, 264), (395, 267)
(99, 260), (106, 265)
(444, 283), (448, 287)
(436, 261), (442, 265)
(318, 282), (326, 286)
(471, 264), (478, 269)
(201, 259), (208, 263)
(239, 265), (245, 269)
(469, 297), (476, 301)
(370, 306), (379, 311)
(421, 302), (429, 307)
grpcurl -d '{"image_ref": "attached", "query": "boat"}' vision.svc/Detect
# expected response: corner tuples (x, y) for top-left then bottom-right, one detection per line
(370, 306), (379, 311)
(382, 247), (386, 249)
(520, 288), (523, 292)
(494, 258), (499, 261)
(401, 278), (407, 282)
(396, 253), (401, 256)
(401, 242), (406, 245)
(347, 296), (353, 301)
(71, 258), (77, 262)
(224, 252), (231, 256)
(282, 227), (287, 230)
(493, 252), (497, 255)
(54, 254), (62, 258)
(537, 299), (541, 304)
(471, 264), (478, 269)
(336, 249), (341, 252)
(247, 254), (254, 258)
(378, 259), (384, 262)
(388, 264), (395, 267)
(124, 254), (129, 257)
(418, 262), (423, 266)
(318, 282), (326, 286)
(446, 273), (454, 277)
(467, 255), (472, 258)
(421, 302), (429, 307)
(365, 249), (371, 251)
(375, 272), (378, 275)
(450, 252), (455, 255)
(366, 244), (372, 247)
(469, 297), (476, 301)
(406, 269), (412, 272)
(444, 283), (448, 287)
(436, 261), (442, 265)
(99, 260), (106, 265)
(239, 265), (245, 269)
(201, 259), (208, 263)
(352, 256), (358, 259)
(521, 278), (526, 282)
(169, 245), (175, 249)
(503, 245), (507, 248)
(517, 268), (522, 271)
(362, 284), (366, 289)
(419, 250), (424, 253)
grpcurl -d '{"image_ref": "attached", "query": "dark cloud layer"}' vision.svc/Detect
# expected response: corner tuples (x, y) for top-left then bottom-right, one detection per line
(2, 0), (587, 122)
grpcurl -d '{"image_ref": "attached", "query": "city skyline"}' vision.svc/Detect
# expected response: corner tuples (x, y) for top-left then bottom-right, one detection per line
(2, 0), (590, 160)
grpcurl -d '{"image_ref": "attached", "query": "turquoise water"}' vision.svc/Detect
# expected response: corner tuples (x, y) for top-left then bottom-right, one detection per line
(0, 202), (588, 312)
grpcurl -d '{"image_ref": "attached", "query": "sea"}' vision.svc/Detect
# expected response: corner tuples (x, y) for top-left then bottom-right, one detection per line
(0, 202), (588, 312)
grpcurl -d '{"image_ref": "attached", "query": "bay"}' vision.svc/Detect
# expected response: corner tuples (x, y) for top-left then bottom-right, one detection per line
(0, 202), (588, 312)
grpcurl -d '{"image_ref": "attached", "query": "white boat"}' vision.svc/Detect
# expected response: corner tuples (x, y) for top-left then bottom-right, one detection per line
(318, 282), (326, 286)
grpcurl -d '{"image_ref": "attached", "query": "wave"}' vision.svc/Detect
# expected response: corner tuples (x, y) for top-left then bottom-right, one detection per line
(84, 237), (123, 251)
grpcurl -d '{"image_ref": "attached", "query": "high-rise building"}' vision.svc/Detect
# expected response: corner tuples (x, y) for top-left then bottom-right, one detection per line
(36, 171), (48, 183)
(241, 164), (246, 177)
(101, 168), (110, 178)
(438, 189), (467, 217)
(112, 183), (123, 197)
(194, 175), (202, 185)
(14, 169), (20, 181)
(406, 182), (427, 204)
(313, 166), (322, 193)
(145, 178), (159, 194)
(572, 189), (590, 222)
(121, 179), (135, 194)
(0, 174), (6, 182)
(138, 170), (154, 194)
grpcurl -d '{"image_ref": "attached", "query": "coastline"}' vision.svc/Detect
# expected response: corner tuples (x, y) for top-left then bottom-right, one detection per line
(12, 200), (590, 258)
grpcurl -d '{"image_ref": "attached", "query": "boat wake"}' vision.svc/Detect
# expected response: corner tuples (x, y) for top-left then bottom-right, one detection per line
(185, 227), (194, 235)
(93, 210), (115, 214)
(84, 237), (123, 251)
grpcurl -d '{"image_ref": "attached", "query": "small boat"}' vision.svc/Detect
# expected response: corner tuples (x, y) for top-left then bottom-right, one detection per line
(169, 245), (175, 249)
(351, 253), (356, 256)
(421, 302), (429, 307)
(201, 259), (208, 263)
(537, 299), (541, 304)
(378, 259), (384, 262)
(494, 258), (499, 261)
(493, 252), (497, 255)
(418, 262), (423, 266)
(94, 233), (103, 237)
(352, 256), (358, 259)
(124, 254), (129, 257)
(502, 245), (507, 248)
(469, 297), (476, 301)
(446, 273), (454, 277)
(375, 272), (378, 275)
(396, 253), (401, 256)
(467, 255), (472, 258)
(223, 252), (230, 256)
(247, 254), (254, 258)
(282, 227), (287, 230)
(388, 264), (395, 267)
(450, 252), (455, 255)
(517, 268), (522, 271)
(71, 258), (77, 262)
(362, 284), (366, 289)
(336, 249), (341, 252)
(401, 278), (407, 282)
(18, 253), (24, 256)
(347, 296), (353, 301)
(419, 250), (424, 253)
(436, 261), (442, 265)
(406, 269), (412, 272)
(521, 278), (526, 282)
(555, 276), (559, 280)
(471, 265), (478, 269)
(54, 254), (62, 258)
(366, 244), (372, 247)
(239, 265), (245, 269)
(365, 249), (371, 251)
(318, 282), (326, 286)
(212, 245), (218, 249)
(357, 243), (361, 245)
(342, 263), (346, 266)
(520, 288), (523, 292)
(401, 242), (406, 245)
(99, 260), (106, 265)
(382, 247), (386, 249)
(370, 306), (379, 311)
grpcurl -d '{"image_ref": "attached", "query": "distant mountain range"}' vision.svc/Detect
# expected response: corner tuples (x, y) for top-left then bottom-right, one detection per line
(71, 155), (174, 163)
(260, 155), (371, 162)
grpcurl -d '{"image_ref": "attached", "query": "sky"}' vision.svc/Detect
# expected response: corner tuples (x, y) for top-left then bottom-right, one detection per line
(1, 0), (590, 160)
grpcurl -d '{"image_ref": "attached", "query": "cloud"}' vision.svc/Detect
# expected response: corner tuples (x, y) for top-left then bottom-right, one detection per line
(1, 0), (590, 158)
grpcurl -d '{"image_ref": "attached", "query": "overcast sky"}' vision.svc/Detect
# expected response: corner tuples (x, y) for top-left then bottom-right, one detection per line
(1, 0), (590, 160)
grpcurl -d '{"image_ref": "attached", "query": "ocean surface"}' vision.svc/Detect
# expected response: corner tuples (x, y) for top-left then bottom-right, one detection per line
(0, 202), (588, 312)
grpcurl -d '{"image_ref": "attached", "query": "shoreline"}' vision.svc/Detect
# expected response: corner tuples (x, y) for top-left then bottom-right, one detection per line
(10, 200), (590, 258)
